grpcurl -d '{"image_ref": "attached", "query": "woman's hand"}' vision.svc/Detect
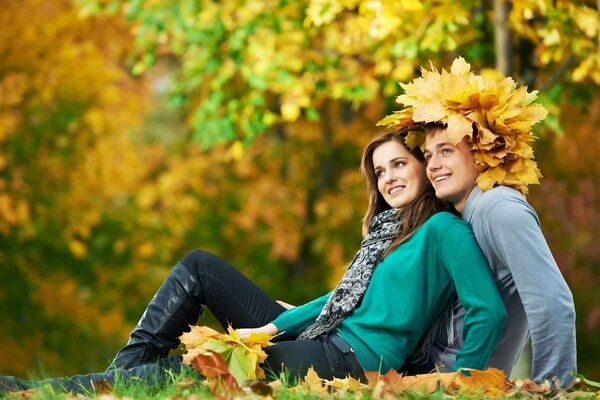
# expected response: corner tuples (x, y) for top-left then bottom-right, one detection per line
(237, 323), (278, 340)
(276, 300), (296, 310)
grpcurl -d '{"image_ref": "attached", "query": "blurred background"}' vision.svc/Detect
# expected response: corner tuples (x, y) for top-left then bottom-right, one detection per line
(0, 0), (598, 381)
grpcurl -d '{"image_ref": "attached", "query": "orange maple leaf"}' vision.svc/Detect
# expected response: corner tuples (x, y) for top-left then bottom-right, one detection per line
(190, 351), (243, 395)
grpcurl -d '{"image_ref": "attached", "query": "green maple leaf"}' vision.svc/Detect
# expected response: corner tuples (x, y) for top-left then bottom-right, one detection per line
(203, 338), (233, 354)
(222, 345), (255, 384)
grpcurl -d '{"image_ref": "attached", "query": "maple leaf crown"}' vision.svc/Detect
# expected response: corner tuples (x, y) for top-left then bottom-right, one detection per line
(377, 56), (548, 195)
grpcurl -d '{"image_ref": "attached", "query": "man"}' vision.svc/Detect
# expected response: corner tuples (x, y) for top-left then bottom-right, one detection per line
(379, 57), (577, 387)
(423, 124), (576, 387)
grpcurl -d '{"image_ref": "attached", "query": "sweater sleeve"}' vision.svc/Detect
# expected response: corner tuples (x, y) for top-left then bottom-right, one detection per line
(270, 291), (331, 339)
(483, 198), (577, 386)
(439, 217), (507, 371)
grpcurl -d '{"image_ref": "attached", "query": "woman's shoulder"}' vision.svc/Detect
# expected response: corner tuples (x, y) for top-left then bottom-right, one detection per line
(420, 211), (470, 234)
(411, 212), (475, 253)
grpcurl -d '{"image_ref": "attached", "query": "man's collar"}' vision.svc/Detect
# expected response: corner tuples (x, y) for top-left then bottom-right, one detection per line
(461, 186), (482, 222)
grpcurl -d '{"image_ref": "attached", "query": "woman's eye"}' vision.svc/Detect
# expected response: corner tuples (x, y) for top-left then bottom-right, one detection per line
(375, 170), (384, 178)
(395, 161), (405, 168)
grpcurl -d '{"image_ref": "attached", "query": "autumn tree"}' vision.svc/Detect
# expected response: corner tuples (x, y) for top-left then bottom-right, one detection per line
(80, 0), (599, 375)
(0, 0), (159, 375)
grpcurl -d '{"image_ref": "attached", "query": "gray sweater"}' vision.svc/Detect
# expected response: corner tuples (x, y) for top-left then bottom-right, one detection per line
(429, 186), (577, 387)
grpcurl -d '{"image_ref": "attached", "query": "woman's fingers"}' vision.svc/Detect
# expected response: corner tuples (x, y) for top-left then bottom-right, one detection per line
(276, 300), (296, 309)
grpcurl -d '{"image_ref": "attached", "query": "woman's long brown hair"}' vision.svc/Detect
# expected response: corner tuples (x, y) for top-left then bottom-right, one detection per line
(360, 128), (456, 257)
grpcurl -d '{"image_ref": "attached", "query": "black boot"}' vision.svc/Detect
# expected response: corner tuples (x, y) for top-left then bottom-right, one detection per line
(107, 262), (204, 370)
(0, 375), (30, 393)
(0, 372), (107, 394)
(0, 358), (186, 394)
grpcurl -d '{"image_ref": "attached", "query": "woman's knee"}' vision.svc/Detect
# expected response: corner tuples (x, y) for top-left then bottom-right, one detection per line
(181, 249), (213, 265)
(179, 249), (228, 276)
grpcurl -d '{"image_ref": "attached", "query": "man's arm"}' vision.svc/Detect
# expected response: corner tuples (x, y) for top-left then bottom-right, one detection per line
(483, 197), (577, 387)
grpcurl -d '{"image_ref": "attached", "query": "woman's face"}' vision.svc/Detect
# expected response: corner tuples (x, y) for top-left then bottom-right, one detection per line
(372, 140), (427, 209)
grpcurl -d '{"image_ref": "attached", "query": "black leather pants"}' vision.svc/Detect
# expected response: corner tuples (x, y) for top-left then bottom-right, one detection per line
(108, 250), (287, 370)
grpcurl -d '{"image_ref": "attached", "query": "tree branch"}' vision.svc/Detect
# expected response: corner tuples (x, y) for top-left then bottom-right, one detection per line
(539, 53), (576, 92)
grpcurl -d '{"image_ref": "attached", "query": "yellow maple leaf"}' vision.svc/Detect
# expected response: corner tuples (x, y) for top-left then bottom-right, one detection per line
(404, 130), (426, 150)
(477, 166), (507, 191)
(301, 367), (329, 396)
(180, 325), (221, 348)
(447, 368), (508, 396)
(375, 108), (414, 128)
(326, 375), (366, 391)
(446, 112), (473, 143)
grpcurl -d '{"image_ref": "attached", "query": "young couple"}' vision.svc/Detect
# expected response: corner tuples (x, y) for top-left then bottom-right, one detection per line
(0, 59), (576, 393)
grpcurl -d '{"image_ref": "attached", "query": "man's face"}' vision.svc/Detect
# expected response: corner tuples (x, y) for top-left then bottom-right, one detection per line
(423, 129), (479, 213)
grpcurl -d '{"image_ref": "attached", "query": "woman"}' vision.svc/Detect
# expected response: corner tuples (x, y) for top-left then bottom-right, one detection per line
(0, 130), (506, 393)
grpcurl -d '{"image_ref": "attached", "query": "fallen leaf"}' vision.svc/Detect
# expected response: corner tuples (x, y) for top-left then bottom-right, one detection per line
(301, 367), (328, 396)
(447, 368), (508, 396)
(92, 379), (112, 394)
(248, 380), (273, 396)
(189, 351), (242, 395)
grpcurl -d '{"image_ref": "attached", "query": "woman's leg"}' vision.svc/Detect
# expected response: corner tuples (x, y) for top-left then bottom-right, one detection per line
(108, 250), (286, 370)
(263, 334), (365, 383)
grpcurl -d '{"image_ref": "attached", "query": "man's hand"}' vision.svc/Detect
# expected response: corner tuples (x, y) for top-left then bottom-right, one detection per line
(237, 323), (278, 339)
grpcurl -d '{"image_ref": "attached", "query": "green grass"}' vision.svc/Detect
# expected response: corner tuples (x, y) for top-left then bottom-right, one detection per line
(2, 368), (599, 399)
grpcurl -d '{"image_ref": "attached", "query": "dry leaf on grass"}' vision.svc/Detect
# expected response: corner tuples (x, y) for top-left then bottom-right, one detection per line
(189, 351), (243, 396)
(301, 367), (329, 396)
(447, 368), (508, 396)
(92, 379), (113, 394)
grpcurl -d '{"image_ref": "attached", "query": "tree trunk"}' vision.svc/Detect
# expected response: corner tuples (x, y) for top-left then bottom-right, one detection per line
(494, 0), (512, 75)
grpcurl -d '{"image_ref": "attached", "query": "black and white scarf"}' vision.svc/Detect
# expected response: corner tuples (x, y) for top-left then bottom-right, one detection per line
(297, 208), (401, 340)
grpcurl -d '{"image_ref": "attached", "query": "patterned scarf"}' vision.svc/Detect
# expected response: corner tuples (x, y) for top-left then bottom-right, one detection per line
(297, 208), (401, 340)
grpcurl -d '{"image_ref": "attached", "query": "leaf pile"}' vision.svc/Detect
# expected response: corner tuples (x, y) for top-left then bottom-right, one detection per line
(281, 367), (598, 399)
(177, 326), (599, 399)
(179, 325), (273, 386)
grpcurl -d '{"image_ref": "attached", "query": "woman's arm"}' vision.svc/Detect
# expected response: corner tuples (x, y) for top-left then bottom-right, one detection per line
(440, 218), (507, 370)
(266, 291), (332, 339)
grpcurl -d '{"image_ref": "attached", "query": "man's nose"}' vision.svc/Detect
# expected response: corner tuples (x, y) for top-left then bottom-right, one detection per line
(428, 154), (441, 170)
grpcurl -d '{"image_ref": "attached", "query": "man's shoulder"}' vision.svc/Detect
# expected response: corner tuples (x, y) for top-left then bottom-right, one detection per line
(479, 185), (525, 203)
(469, 186), (537, 225)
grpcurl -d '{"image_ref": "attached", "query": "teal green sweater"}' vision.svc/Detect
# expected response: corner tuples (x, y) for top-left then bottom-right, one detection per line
(272, 212), (506, 373)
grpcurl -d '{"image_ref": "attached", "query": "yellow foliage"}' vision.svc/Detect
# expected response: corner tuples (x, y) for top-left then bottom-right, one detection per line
(0, 0), (156, 375)
(290, 367), (509, 397)
(379, 57), (547, 195)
